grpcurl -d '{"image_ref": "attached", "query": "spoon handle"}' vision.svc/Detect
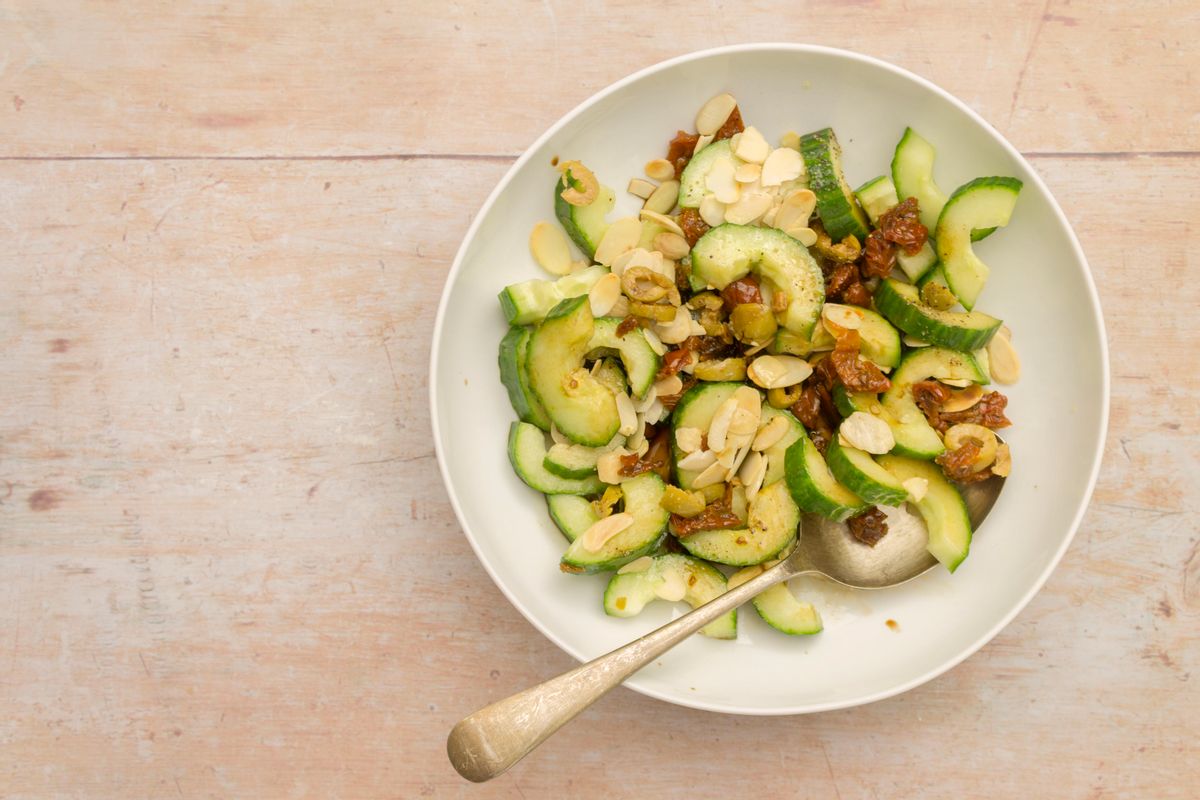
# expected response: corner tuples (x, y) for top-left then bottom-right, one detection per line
(446, 562), (793, 782)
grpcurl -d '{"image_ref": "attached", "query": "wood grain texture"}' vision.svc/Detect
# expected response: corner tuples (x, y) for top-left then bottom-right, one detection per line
(0, 2), (1196, 798)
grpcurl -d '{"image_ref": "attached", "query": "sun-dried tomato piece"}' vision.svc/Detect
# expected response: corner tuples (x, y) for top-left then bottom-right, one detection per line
(941, 391), (1012, 431)
(861, 229), (897, 279)
(936, 438), (995, 484)
(714, 106), (745, 141)
(841, 281), (873, 308)
(826, 263), (858, 299)
(619, 429), (672, 481)
(791, 387), (825, 430)
(657, 375), (696, 411)
(811, 355), (839, 392)
(616, 316), (641, 337)
(678, 206), (710, 247)
(848, 506), (889, 546)
(807, 424), (833, 456)
(721, 276), (763, 311)
(829, 330), (891, 393)
(878, 197), (928, 256)
(667, 130), (700, 178)
(671, 497), (744, 537)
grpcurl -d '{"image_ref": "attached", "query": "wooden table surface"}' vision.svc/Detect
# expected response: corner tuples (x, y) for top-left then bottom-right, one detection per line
(1, 2), (1196, 798)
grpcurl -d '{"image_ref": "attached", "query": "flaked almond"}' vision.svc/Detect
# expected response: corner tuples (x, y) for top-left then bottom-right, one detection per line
(593, 217), (643, 266)
(691, 459), (728, 489)
(903, 477), (928, 503)
(653, 231), (690, 260)
(639, 208), (685, 237)
(699, 194), (727, 227)
(529, 221), (573, 276)
(645, 159), (675, 181)
(674, 426), (704, 454)
(588, 272), (622, 317)
(903, 335), (930, 348)
(634, 384), (659, 413)
(726, 440), (753, 481)
(617, 555), (655, 574)
(609, 295), (630, 318)
(627, 177), (657, 199)
(779, 131), (801, 150)
(653, 305), (694, 345)
(707, 397), (740, 452)
(773, 189), (817, 231)
(940, 378), (973, 388)
(596, 449), (631, 484)
(644, 397), (667, 426)
(735, 162), (762, 183)
(654, 374), (684, 398)
(760, 146), (804, 187)
(786, 226), (818, 247)
(992, 442), (1012, 477)
(942, 383), (985, 413)
(654, 570), (688, 602)
(762, 206), (778, 227)
(724, 191), (773, 225)
(677, 448), (717, 472)
(944, 423), (997, 470)
(733, 126), (770, 164)
(727, 564), (764, 591)
(747, 354), (813, 389)
(822, 303), (865, 332)
(838, 412), (895, 454)
(728, 406), (761, 437)
(550, 424), (569, 445)
(715, 446), (738, 470)
(695, 93), (738, 136)
(644, 180), (681, 215)
(752, 415), (789, 451)
(733, 385), (762, 416)
(641, 326), (667, 356)
(739, 450), (768, 501)
(693, 133), (714, 155)
(611, 246), (663, 278)
(581, 512), (634, 552)
(616, 392), (639, 436)
(987, 327), (1021, 384)
(705, 158), (740, 204)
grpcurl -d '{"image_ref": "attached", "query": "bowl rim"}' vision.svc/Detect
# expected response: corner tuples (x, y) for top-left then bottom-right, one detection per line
(428, 42), (1111, 715)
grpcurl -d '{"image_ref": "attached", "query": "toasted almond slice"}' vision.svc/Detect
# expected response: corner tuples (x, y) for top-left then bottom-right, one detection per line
(654, 569), (688, 602)
(761, 147), (804, 187)
(940, 378), (973, 388)
(903, 335), (930, 348)
(942, 383), (985, 413)
(693, 133), (714, 155)
(612, 246), (663, 278)
(678, 448), (717, 472)
(639, 208), (685, 237)
(715, 446), (738, 469)
(699, 194), (727, 227)
(779, 131), (801, 150)
(645, 159), (675, 181)
(903, 477), (928, 503)
(762, 206), (779, 228)
(581, 512), (634, 552)
(726, 440), (753, 481)
(787, 226), (818, 247)
(588, 272), (622, 317)
(644, 397), (667, 425)
(747, 354), (813, 390)
(839, 412), (895, 455)
(752, 415), (789, 451)
(695, 93), (738, 136)
(691, 459), (728, 489)
(644, 180), (681, 215)
(733, 126), (770, 164)
(617, 555), (655, 575)
(823, 303), (865, 331)
(773, 188), (817, 230)
(615, 392), (638, 436)
(634, 384), (658, 413)
(653, 305), (694, 345)
(596, 449), (631, 484)
(705, 158), (740, 204)
(594, 217), (643, 266)
(724, 191), (773, 225)
(739, 450), (767, 501)
(529, 221), (573, 276)
(992, 443), (1012, 477)
(653, 231), (690, 260)
(674, 426), (704, 454)
(987, 327), (1021, 384)
(707, 397), (740, 452)
(733, 385), (762, 415)
(550, 424), (569, 445)
(728, 406), (760, 437)
(641, 326), (667, 356)
(735, 162), (762, 183)
(628, 177), (657, 199)
(945, 423), (998, 470)
(654, 374), (684, 398)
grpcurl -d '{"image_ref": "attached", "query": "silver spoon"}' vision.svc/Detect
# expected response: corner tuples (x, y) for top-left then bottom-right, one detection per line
(448, 473), (1005, 782)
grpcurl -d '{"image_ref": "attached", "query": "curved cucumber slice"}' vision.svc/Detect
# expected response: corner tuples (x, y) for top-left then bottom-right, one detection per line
(546, 494), (598, 542)
(499, 326), (551, 430)
(825, 436), (909, 506)
(935, 177), (1022, 310)
(554, 168), (614, 258)
(527, 296), (619, 446)
(833, 385), (878, 418)
(877, 455), (973, 572)
(690, 224), (825, 335)
(561, 474), (669, 573)
(544, 436), (625, 480)
(825, 304), (902, 369)
(854, 174), (899, 223)
(603, 553), (737, 639)
(508, 422), (604, 495)
(799, 128), (870, 241)
(678, 139), (737, 208)
(896, 241), (939, 282)
(891, 128), (947, 233)
(587, 318), (661, 398)
(738, 567), (823, 636)
(499, 266), (608, 326)
(784, 433), (867, 522)
(881, 347), (989, 459)
(874, 278), (1002, 351)
(677, 481), (800, 566)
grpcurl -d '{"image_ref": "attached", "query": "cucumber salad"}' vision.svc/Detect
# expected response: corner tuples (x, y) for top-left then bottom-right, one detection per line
(498, 92), (1021, 640)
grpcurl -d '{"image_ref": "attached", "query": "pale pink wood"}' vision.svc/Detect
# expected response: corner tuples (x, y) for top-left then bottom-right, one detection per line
(0, 2), (1196, 798)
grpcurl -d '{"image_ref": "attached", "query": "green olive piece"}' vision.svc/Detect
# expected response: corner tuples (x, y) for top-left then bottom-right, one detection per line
(693, 358), (747, 382)
(767, 385), (802, 409)
(920, 282), (958, 311)
(729, 303), (778, 345)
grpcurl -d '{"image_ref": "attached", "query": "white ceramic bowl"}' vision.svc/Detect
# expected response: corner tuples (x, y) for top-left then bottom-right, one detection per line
(430, 44), (1108, 715)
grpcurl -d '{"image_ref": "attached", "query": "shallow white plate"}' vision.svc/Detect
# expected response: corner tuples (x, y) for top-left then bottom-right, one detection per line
(430, 44), (1108, 715)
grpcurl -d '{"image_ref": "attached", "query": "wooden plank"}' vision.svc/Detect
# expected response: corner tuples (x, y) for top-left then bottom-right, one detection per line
(0, 153), (1195, 797)
(0, 1), (1195, 158)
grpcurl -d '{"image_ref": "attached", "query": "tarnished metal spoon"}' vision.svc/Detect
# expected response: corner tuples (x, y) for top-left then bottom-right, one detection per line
(448, 473), (1005, 782)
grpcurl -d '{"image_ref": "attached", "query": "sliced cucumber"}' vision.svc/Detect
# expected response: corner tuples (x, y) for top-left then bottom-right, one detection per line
(935, 177), (1022, 310)
(751, 578), (823, 636)
(874, 278), (1002, 351)
(554, 168), (615, 258)
(587, 318), (662, 398)
(827, 305), (901, 369)
(499, 265), (608, 326)
(499, 326), (551, 430)
(507, 422), (604, 495)
(690, 224), (824, 335)
(784, 432), (867, 522)
(561, 474), (669, 573)
(592, 358), (628, 396)
(527, 296), (619, 446)
(916, 262), (949, 291)
(603, 553), (737, 639)
(854, 174), (899, 223)
(544, 436), (624, 479)
(832, 385), (878, 418)
(877, 455), (973, 572)
(891, 127), (947, 233)
(825, 435), (909, 506)
(799, 128), (870, 241)
(546, 494), (598, 542)
(678, 139), (738, 208)
(881, 347), (989, 459)
(677, 481), (800, 566)
(895, 241), (939, 282)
